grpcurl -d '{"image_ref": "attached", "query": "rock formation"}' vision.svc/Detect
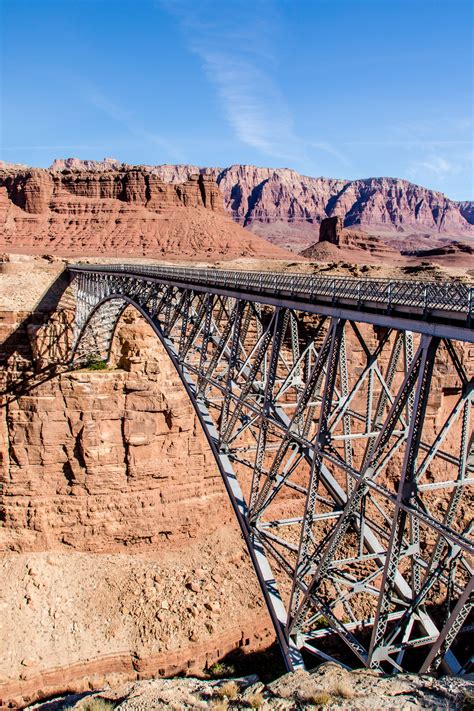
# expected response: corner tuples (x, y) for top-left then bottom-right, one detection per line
(0, 292), (274, 706)
(0, 166), (291, 260)
(301, 216), (402, 263)
(214, 167), (474, 253)
(28, 663), (474, 710)
(44, 159), (474, 255)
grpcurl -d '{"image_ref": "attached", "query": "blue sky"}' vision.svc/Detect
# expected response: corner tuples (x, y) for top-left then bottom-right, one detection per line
(0, 0), (472, 199)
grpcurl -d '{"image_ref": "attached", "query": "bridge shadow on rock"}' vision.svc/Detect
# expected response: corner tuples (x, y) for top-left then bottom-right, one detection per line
(0, 269), (75, 404)
(204, 640), (287, 684)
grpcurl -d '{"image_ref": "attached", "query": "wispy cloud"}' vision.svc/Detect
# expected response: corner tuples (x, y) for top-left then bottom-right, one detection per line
(195, 47), (295, 159)
(160, 0), (348, 169)
(406, 152), (472, 185)
(80, 82), (186, 162)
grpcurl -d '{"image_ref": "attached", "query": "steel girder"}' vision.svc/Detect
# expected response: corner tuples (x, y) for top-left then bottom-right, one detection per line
(71, 270), (473, 676)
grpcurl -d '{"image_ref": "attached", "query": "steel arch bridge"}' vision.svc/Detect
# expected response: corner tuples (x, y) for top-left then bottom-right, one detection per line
(69, 263), (474, 676)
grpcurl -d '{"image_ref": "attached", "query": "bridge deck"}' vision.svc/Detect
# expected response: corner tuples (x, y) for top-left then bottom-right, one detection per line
(69, 263), (474, 341)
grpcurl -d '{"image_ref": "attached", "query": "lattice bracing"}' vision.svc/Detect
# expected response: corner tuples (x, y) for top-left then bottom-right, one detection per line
(70, 266), (474, 675)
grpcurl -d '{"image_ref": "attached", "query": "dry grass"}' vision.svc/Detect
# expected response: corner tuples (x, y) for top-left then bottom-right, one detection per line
(308, 691), (332, 707)
(247, 690), (264, 708)
(335, 682), (355, 699)
(216, 680), (239, 700)
(210, 700), (229, 711)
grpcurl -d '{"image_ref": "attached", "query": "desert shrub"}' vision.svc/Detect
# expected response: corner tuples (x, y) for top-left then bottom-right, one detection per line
(314, 615), (328, 629)
(83, 354), (108, 370)
(308, 691), (332, 707)
(216, 681), (239, 700)
(208, 661), (236, 678)
(247, 690), (264, 708)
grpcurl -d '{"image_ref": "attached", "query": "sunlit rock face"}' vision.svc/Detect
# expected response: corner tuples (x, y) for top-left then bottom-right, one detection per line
(3, 160), (472, 258)
(0, 307), (272, 707)
(0, 166), (291, 259)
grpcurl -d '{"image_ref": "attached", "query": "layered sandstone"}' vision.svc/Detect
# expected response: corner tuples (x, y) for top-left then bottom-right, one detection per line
(47, 159), (474, 255)
(0, 167), (291, 260)
(0, 296), (274, 706)
(301, 216), (402, 263)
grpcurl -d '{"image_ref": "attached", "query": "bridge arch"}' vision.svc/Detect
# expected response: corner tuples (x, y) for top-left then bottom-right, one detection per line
(70, 266), (474, 675)
(72, 291), (302, 669)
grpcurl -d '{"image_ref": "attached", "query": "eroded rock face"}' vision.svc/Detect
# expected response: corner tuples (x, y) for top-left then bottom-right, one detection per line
(301, 216), (401, 261)
(1, 309), (231, 552)
(0, 307), (273, 706)
(44, 159), (474, 254)
(2, 168), (221, 215)
(0, 166), (291, 260)
(318, 216), (343, 244)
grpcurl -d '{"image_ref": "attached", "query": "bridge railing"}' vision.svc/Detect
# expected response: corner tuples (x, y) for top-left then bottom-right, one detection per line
(69, 263), (474, 320)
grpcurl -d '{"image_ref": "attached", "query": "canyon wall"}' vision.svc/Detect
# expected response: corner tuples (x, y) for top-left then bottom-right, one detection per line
(1, 308), (232, 553)
(0, 166), (290, 260)
(0, 299), (274, 707)
(49, 159), (474, 253)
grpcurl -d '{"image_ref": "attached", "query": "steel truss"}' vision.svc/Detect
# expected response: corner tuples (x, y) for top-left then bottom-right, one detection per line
(70, 267), (473, 676)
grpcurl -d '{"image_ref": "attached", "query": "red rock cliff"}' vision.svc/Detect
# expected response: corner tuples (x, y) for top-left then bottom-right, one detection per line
(48, 159), (474, 253)
(0, 166), (290, 259)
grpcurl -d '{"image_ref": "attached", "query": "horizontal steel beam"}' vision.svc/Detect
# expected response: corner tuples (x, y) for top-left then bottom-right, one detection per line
(68, 265), (474, 342)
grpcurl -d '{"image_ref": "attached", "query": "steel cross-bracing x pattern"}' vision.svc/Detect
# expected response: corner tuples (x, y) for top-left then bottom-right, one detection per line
(69, 264), (474, 676)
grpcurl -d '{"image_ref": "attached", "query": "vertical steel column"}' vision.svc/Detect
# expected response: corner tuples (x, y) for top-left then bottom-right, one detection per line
(369, 336), (439, 667)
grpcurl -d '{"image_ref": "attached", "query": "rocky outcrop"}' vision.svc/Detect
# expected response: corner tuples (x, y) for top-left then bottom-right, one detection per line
(1, 168), (222, 214)
(318, 216), (343, 244)
(44, 159), (474, 255)
(23, 663), (474, 710)
(0, 303), (275, 706)
(1, 306), (234, 552)
(301, 216), (402, 263)
(0, 167), (291, 260)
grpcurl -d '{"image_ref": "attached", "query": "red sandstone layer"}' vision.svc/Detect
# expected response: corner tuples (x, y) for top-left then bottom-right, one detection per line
(0, 304), (275, 707)
(0, 167), (291, 260)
